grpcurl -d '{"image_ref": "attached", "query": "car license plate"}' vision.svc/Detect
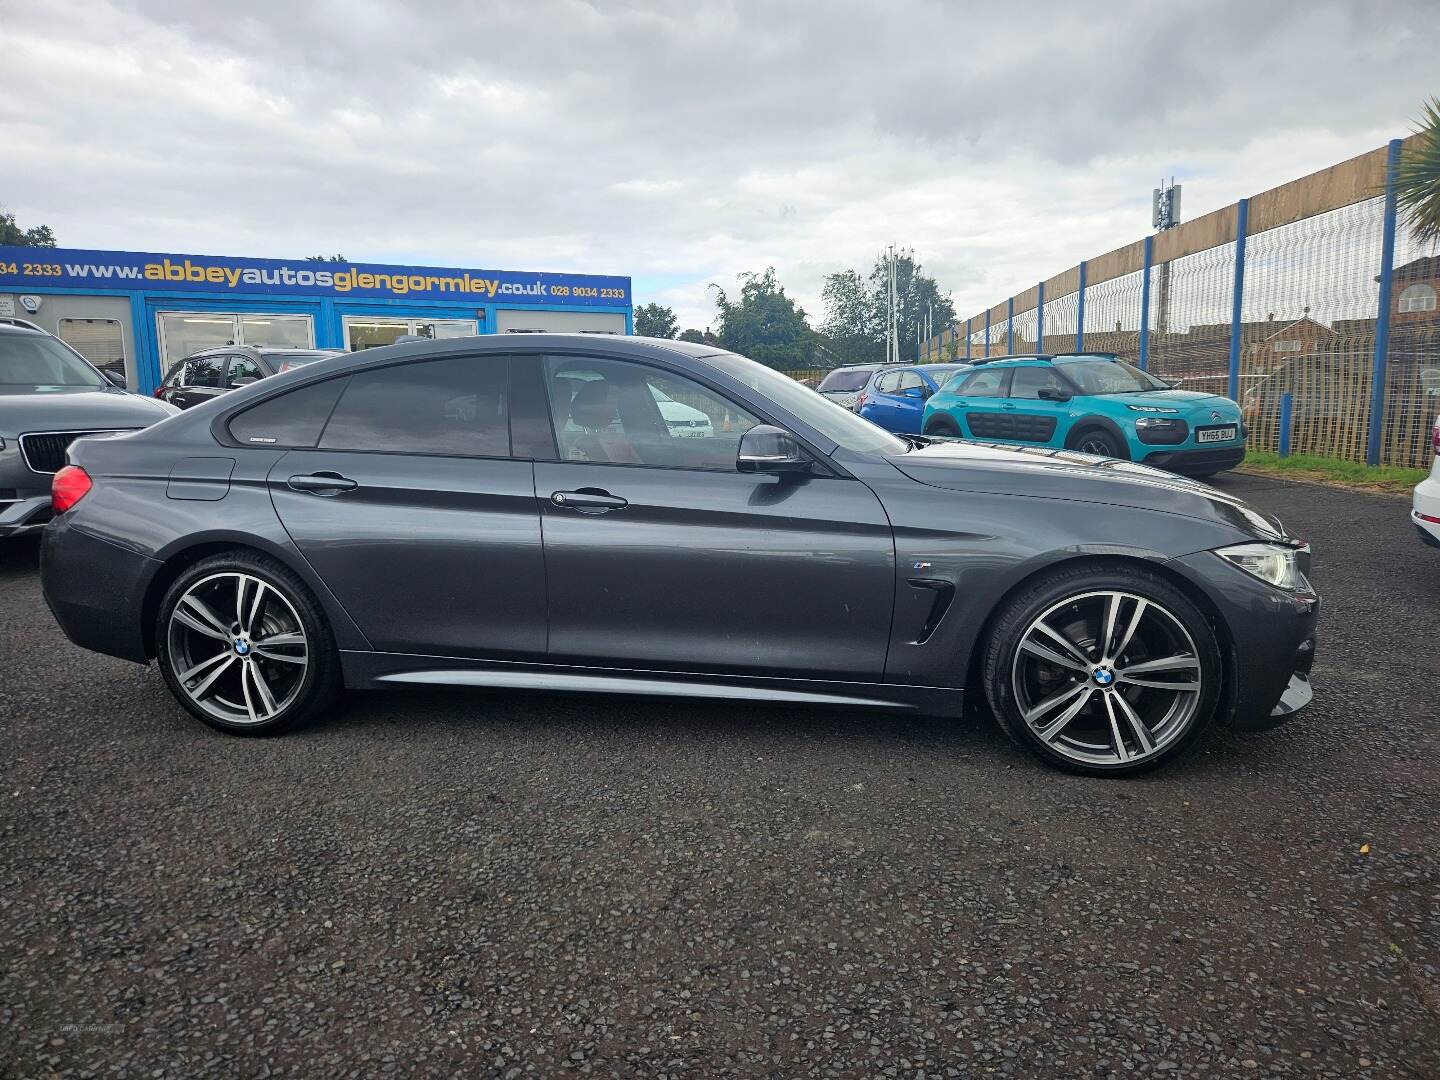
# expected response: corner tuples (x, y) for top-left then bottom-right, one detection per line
(1197, 425), (1237, 443)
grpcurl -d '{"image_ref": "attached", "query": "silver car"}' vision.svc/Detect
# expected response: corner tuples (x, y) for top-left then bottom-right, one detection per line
(0, 323), (177, 538)
(815, 365), (880, 410)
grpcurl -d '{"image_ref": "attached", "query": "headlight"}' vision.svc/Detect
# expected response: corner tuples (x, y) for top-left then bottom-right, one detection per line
(1134, 416), (1180, 429)
(1127, 404), (1179, 414)
(1215, 542), (1308, 591)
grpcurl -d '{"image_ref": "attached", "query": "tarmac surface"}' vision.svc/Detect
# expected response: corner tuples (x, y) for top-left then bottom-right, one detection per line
(2, 472), (1436, 1078)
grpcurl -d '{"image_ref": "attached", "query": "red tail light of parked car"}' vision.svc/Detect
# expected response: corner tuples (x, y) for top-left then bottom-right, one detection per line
(52, 465), (93, 513)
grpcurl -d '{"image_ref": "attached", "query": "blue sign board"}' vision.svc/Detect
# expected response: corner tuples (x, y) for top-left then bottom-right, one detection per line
(0, 246), (630, 308)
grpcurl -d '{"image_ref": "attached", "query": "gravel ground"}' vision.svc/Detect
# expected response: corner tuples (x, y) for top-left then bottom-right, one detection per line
(1, 473), (1437, 1079)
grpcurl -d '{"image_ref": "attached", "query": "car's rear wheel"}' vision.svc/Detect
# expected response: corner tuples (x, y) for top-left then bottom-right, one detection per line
(924, 415), (961, 437)
(156, 551), (341, 735)
(981, 564), (1221, 776)
(1071, 427), (1126, 459)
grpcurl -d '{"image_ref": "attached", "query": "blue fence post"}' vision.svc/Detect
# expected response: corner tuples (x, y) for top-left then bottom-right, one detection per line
(1279, 392), (1293, 458)
(1075, 261), (1086, 352)
(1227, 198), (1249, 402)
(1006, 297), (1014, 354)
(1036, 281), (1045, 353)
(984, 310), (991, 355)
(965, 317), (972, 360)
(1139, 236), (1153, 369)
(1367, 138), (1404, 467)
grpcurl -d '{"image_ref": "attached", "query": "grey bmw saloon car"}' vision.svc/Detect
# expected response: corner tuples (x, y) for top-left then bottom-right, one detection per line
(1, 322), (178, 538)
(39, 335), (1319, 775)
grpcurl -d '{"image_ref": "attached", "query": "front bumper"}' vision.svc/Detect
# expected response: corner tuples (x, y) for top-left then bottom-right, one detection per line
(1141, 445), (1246, 475)
(0, 494), (53, 538)
(40, 515), (159, 663)
(1167, 549), (1319, 731)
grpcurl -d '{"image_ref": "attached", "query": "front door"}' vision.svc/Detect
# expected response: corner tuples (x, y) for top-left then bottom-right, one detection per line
(251, 352), (547, 659)
(1003, 365), (1072, 443)
(531, 353), (895, 680)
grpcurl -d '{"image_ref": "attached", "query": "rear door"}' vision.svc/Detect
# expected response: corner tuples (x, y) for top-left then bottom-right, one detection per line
(530, 352), (894, 680)
(949, 366), (1014, 439)
(241, 353), (547, 659)
(172, 353), (229, 410)
(862, 370), (904, 429)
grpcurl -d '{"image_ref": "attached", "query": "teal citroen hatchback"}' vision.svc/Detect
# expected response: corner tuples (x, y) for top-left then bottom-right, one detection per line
(921, 353), (1246, 477)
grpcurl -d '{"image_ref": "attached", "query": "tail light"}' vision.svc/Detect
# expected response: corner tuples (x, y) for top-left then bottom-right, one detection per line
(153, 387), (167, 398)
(856, 392), (868, 410)
(52, 465), (93, 513)
(1432, 416), (1439, 455)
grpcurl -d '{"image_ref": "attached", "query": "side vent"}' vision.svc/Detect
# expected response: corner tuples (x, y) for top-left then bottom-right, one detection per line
(908, 578), (955, 644)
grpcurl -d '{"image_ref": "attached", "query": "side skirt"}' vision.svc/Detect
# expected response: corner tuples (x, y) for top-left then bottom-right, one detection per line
(340, 651), (965, 718)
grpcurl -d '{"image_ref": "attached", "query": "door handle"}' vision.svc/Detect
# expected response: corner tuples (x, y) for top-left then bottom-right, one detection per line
(551, 488), (628, 514)
(288, 471), (357, 495)
(999, 402), (1017, 410)
(952, 400), (968, 407)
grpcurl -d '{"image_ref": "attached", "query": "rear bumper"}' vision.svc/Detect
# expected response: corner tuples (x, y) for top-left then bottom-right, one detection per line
(40, 516), (158, 663)
(1167, 550), (1319, 732)
(1141, 445), (1246, 475)
(0, 494), (52, 538)
(1412, 473), (1440, 547)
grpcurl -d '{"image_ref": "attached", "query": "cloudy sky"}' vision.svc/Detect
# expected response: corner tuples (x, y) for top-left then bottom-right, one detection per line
(0, 0), (1433, 331)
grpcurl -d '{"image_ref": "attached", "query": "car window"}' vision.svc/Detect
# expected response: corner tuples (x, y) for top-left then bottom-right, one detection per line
(320, 356), (510, 457)
(816, 368), (873, 393)
(228, 378), (351, 447)
(956, 368), (1009, 397)
(226, 356), (263, 389)
(1054, 357), (1167, 394)
(186, 355), (226, 389)
(163, 362), (186, 388)
(0, 332), (108, 387)
(897, 370), (926, 392)
(544, 355), (760, 471)
(1009, 366), (1066, 399)
(874, 371), (899, 394)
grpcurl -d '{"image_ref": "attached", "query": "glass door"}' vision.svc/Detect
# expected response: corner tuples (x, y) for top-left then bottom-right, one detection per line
(156, 312), (314, 371)
(342, 316), (477, 351)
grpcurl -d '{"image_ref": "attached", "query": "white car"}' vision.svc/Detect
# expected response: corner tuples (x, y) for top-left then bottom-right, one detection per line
(650, 384), (714, 438)
(1414, 415), (1440, 548)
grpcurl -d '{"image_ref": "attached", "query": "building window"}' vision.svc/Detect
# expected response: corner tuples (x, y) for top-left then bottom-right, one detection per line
(58, 318), (127, 385)
(1398, 282), (1437, 314)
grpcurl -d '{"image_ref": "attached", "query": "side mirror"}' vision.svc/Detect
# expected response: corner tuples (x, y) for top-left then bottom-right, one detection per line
(1037, 386), (1071, 402)
(902, 385), (930, 399)
(737, 424), (812, 475)
(102, 370), (126, 389)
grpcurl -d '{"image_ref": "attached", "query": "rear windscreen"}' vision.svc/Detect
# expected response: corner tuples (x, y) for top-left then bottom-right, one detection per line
(817, 369), (873, 392)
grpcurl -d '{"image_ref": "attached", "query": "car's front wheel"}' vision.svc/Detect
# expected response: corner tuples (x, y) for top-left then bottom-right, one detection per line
(156, 551), (341, 735)
(923, 415), (961, 437)
(981, 563), (1221, 776)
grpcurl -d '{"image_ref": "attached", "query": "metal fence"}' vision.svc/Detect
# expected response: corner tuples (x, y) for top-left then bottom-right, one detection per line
(925, 136), (1440, 469)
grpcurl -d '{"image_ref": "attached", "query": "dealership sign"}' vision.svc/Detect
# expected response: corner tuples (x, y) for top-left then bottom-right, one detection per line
(0, 246), (631, 307)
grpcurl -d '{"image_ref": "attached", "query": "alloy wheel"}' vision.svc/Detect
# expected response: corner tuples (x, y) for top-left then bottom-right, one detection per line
(1010, 590), (1202, 767)
(166, 572), (309, 726)
(1077, 434), (1115, 456)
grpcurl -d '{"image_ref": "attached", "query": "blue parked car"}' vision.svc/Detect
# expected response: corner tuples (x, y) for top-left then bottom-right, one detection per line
(920, 353), (1246, 477)
(856, 363), (972, 434)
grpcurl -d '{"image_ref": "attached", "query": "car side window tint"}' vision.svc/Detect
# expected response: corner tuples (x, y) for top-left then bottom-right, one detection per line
(320, 356), (510, 457)
(898, 370), (926, 391)
(1009, 367), (1065, 399)
(874, 371), (898, 394)
(165, 363), (186, 387)
(228, 377), (350, 447)
(543, 355), (761, 471)
(187, 355), (226, 389)
(957, 369), (1008, 397)
(226, 356), (263, 389)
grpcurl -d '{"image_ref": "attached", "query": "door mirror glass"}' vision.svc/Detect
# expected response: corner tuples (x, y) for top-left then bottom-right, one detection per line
(102, 369), (126, 389)
(736, 424), (812, 474)
(1036, 386), (1071, 402)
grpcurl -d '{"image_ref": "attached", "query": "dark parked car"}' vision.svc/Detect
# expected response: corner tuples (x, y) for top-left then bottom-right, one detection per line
(155, 346), (339, 410)
(40, 335), (1319, 775)
(0, 322), (177, 538)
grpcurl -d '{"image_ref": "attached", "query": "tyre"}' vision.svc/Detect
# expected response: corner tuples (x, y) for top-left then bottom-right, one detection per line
(924, 415), (961, 437)
(156, 550), (341, 735)
(1071, 427), (1127, 459)
(980, 563), (1222, 776)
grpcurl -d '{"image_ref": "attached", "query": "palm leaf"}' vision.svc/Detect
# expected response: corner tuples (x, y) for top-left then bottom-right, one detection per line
(1395, 97), (1440, 245)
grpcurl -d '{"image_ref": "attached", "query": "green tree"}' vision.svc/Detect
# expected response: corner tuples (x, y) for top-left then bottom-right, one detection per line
(305, 254), (347, 262)
(1, 207), (57, 247)
(678, 328), (706, 344)
(822, 249), (957, 364)
(633, 302), (679, 338)
(1396, 97), (1440, 244)
(709, 267), (814, 370)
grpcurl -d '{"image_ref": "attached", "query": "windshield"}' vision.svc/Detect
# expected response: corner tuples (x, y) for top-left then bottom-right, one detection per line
(1056, 356), (1169, 395)
(816, 368), (874, 392)
(703, 352), (907, 455)
(0, 333), (106, 387)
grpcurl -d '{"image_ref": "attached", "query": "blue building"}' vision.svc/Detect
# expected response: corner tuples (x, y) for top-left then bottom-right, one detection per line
(0, 246), (632, 393)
